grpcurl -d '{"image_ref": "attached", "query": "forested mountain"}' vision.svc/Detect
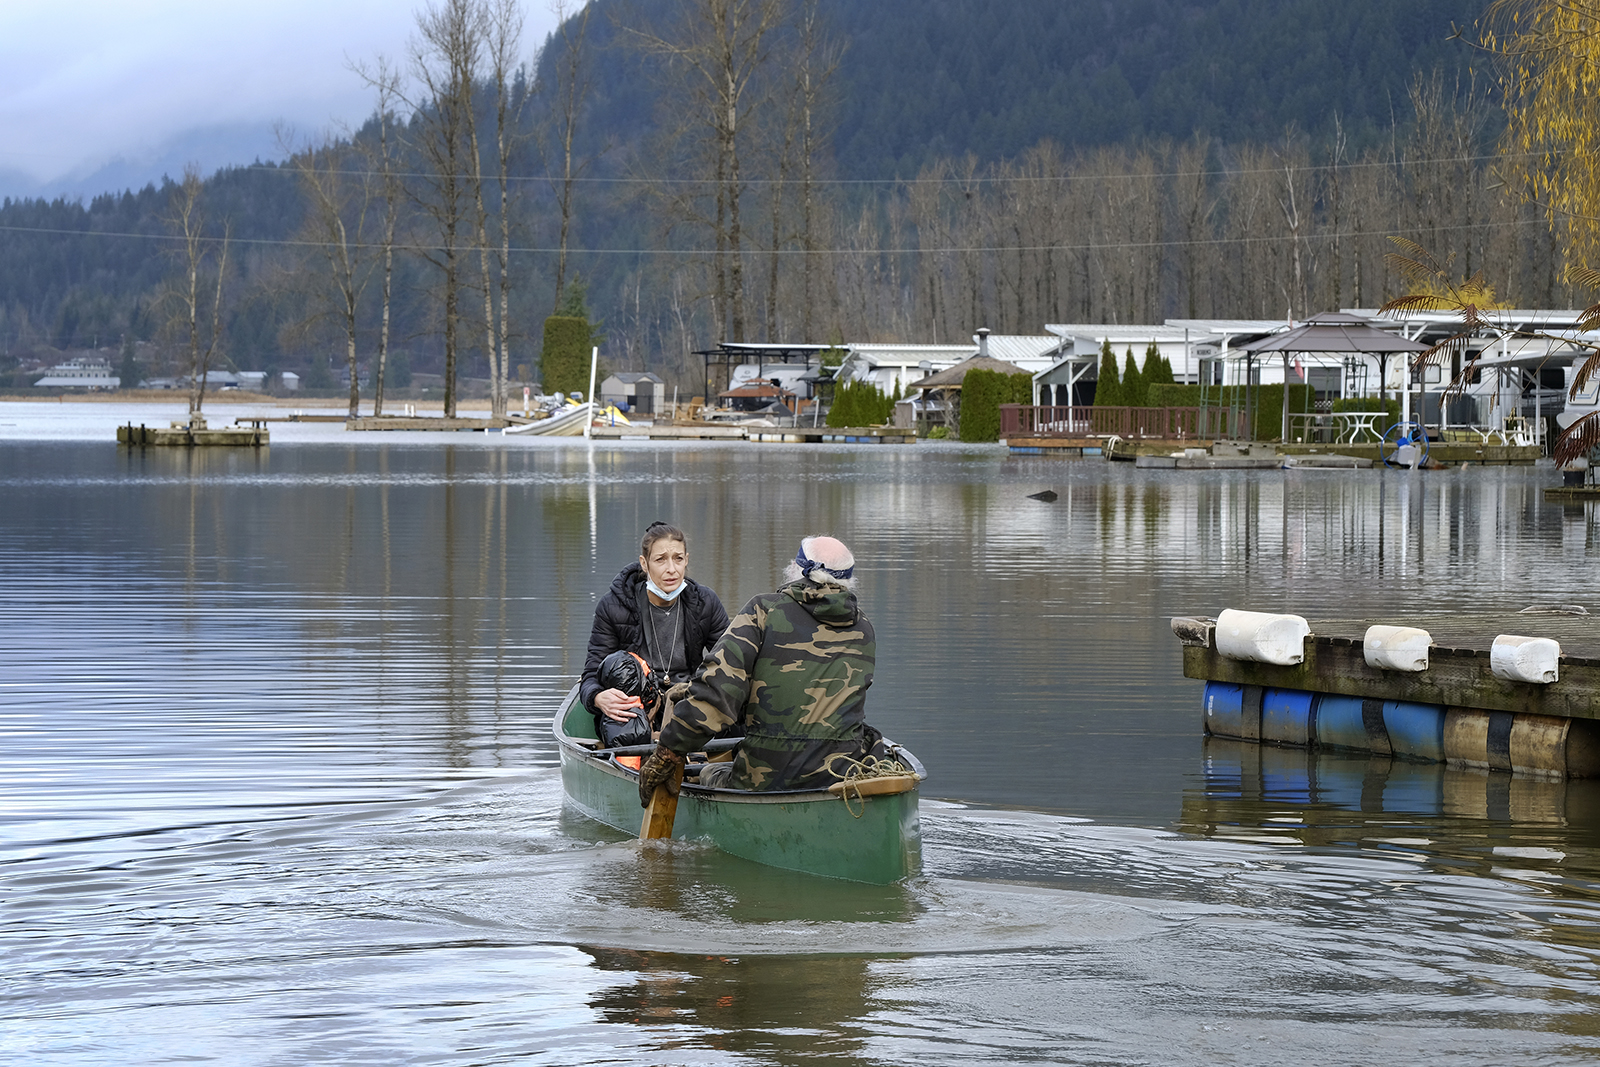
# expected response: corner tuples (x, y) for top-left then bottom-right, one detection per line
(0, 0), (1514, 396)
(793, 0), (1477, 175)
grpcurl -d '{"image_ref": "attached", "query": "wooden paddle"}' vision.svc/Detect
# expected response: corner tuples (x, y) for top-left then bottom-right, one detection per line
(640, 759), (684, 839)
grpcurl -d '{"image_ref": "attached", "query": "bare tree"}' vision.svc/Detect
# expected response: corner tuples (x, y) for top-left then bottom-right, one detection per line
(546, 0), (598, 309)
(403, 0), (484, 418)
(350, 58), (407, 417)
(624, 0), (791, 343)
(165, 166), (230, 428)
(285, 131), (378, 418)
(464, 0), (528, 420)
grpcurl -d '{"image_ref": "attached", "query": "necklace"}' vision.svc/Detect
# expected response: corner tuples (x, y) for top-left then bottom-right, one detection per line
(645, 596), (682, 677)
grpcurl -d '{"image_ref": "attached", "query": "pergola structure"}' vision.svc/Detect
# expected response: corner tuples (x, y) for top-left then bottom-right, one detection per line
(690, 342), (832, 409)
(1245, 312), (1430, 439)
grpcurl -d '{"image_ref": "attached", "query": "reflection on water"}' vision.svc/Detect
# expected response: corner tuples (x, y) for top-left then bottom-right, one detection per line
(1186, 738), (1600, 899)
(9, 433), (1600, 1064)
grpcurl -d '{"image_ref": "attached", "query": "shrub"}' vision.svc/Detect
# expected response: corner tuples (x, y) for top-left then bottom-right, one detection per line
(827, 378), (896, 427)
(958, 367), (1034, 441)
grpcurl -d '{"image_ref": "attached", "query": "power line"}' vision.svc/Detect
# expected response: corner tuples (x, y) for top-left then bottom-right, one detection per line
(0, 215), (1549, 257)
(10, 148), (1545, 194)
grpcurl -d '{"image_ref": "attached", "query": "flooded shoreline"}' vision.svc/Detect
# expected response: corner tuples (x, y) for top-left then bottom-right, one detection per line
(6, 431), (1600, 1064)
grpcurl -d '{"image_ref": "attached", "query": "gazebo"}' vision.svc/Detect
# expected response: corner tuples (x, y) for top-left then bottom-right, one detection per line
(905, 353), (1029, 433)
(1244, 312), (1431, 440)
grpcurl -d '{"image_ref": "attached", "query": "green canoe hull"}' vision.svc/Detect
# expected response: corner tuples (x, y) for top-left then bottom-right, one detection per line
(554, 687), (924, 884)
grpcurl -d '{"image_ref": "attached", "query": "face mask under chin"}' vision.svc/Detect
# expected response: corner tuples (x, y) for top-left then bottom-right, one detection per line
(646, 578), (685, 602)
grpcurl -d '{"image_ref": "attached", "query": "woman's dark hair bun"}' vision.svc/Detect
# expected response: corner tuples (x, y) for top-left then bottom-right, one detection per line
(640, 521), (687, 556)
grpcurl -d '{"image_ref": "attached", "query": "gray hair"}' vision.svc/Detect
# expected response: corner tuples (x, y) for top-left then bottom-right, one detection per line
(783, 535), (858, 591)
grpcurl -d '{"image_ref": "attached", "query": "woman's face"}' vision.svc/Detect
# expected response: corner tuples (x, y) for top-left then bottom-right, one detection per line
(641, 538), (687, 594)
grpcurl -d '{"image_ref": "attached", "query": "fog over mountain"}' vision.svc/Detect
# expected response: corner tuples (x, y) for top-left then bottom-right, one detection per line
(0, 0), (558, 202)
(2, 124), (289, 203)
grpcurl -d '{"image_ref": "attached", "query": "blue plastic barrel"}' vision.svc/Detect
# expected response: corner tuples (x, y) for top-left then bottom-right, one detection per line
(1262, 688), (1315, 746)
(1202, 682), (1245, 738)
(1315, 695), (1393, 755)
(1382, 700), (1446, 762)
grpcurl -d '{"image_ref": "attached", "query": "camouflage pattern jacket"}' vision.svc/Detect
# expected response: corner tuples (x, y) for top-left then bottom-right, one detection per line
(657, 580), (882, 791)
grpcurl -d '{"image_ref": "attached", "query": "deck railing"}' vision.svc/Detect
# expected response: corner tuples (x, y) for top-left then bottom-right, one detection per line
(1000, 404), (1236, 439)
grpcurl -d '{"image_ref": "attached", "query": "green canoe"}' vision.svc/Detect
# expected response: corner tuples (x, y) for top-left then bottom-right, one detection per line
(553, 685), (925, 884)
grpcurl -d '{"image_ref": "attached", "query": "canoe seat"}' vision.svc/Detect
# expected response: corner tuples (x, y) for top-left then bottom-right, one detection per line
(828, 774), (918, 798)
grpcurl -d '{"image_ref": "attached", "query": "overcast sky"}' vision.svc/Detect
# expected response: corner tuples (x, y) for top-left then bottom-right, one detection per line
(0, 0), (561, 199)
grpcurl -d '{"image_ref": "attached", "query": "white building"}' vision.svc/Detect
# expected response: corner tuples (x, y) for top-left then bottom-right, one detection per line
(840, 330), (1068, 396)
(33, 358), (119, 390)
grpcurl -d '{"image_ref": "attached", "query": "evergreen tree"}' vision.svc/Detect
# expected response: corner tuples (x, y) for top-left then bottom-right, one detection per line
(541, 316), (593, 397)
(1121, 346), (1147, 407)
(1093, 339), (1122, 406)
(542, 276), (606, 396)
(827, 378), (894, 426)
(1144, 342), (1175, 387)
(118, 336), (139, 390)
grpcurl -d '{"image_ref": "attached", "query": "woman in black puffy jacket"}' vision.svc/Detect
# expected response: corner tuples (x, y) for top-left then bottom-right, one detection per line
(579, 521), (729, 732)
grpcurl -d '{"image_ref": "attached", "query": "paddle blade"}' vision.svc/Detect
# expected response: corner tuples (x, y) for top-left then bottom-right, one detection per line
(640, 763), (684, 839)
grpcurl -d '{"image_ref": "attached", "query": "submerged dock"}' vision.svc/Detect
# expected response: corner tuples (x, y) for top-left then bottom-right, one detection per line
(1173, 608), (1600, 777)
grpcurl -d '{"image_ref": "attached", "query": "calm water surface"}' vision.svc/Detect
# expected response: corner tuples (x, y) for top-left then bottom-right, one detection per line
(6, 401), (1600, 1064)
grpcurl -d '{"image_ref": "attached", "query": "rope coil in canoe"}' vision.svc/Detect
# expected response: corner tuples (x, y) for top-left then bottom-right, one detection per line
(824, 752), (915, 817)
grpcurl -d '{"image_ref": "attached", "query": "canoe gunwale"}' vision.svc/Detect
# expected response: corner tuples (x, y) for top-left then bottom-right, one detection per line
(554, 697), (926, 805)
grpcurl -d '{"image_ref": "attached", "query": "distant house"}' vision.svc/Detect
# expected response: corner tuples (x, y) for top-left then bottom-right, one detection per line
(33, 358), (118, 390)
(1038, 321), (1286, 405)
(837, 344), (971, 397)
(840, 331), (1069, 397)
(281, 371), (300, 392)
(598, 371), (666, 414)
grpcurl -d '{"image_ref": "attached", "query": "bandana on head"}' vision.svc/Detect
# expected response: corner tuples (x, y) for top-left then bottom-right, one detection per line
(794, 543), (853, 580)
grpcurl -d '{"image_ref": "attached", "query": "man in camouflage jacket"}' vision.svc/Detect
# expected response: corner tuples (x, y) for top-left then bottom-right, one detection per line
(639, 535), (886, 797)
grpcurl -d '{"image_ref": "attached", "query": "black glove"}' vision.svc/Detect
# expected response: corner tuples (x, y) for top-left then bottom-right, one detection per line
(638, 747), (685, 807)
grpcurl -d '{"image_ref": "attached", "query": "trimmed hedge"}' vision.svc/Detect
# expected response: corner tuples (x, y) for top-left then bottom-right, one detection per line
(540, 316), (593, 397)
(1148, 383), (1316, 440)
(959, 368), (1034, 441)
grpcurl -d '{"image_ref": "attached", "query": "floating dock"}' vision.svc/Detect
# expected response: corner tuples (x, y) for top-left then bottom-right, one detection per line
(587, 424), (916, 444)
(349, 415), (509, 431)
(118, 420), (269, 447)
(1173, 609), (1600, 777)
(1007, 436), (1543, 466)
